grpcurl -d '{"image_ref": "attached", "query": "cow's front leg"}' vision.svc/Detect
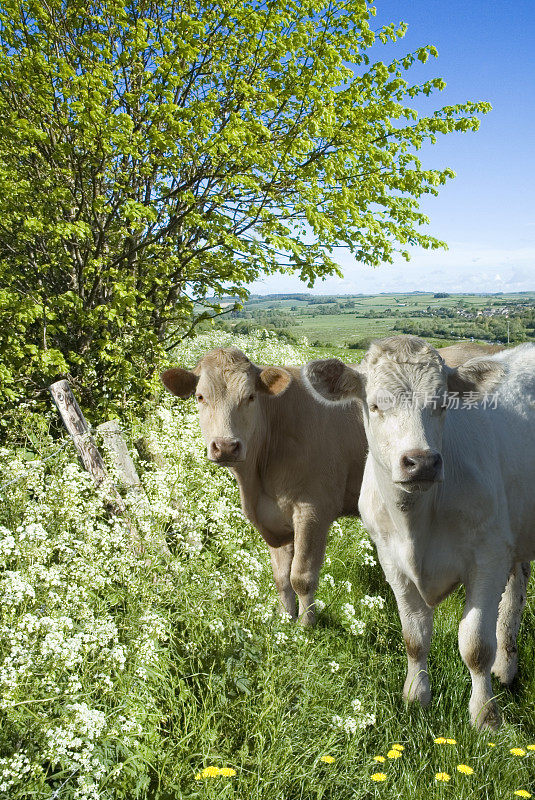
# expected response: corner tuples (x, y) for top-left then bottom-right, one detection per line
(290, 505), (329, 626)
(269, 541), (297, 620)
(459, 562), (510, 729)
(492, 561), (531, 686)
(382, 564), (434, 706)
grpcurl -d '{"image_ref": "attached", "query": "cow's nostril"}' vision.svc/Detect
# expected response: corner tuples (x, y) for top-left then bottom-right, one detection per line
(402, 455), (417, 469)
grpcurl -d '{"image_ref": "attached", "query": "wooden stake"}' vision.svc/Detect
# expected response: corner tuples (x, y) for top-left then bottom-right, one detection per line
(49, 381), (113, 487)
(97, 419), (142, 491)
(49, 380), (142, 550)
(98, 420), (170, 556)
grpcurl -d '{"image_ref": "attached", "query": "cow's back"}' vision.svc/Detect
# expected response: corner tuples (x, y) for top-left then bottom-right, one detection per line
(442, 344), (535, 559)
(491, 345), (535, 553)
(439, 341), (503, 368)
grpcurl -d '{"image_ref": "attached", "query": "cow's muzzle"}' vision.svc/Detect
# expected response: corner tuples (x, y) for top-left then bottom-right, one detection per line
(208, 437), (244, 464)
(396, 449), (443, 491)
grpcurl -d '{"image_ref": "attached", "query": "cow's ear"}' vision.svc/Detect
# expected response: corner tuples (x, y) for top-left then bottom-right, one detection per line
(161, 368), (199, 398)
(302, 359), (365, 402)
(447, 358), (505, 396)
(257, 366), (292, 396)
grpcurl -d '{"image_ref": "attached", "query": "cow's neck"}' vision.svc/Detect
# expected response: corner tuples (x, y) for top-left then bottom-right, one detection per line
(229, 403), (271, 527)
(369, 453), (462, 607)
(231, 461), (262, 522)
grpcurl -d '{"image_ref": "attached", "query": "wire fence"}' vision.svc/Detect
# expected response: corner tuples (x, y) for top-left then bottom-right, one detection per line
(0, 415), (138, 497)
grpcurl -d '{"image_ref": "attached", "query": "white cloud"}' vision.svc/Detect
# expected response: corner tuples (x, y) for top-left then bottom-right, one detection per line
(247, 243), (535, 294)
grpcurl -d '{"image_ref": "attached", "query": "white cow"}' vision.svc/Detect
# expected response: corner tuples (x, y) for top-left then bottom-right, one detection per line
(304, 336), (535, 729)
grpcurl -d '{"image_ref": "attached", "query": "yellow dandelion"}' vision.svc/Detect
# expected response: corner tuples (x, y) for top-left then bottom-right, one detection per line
(514, 791), (532, 798)
(457, 764), (474, 775)
(446, 738), (457, 745)
(194, 773), (201, 780)
(392, 744), (405, 751)
(373, 755), (386, 763)
(527, 745), (535, 751)
(320, 756), (335, 764)
(510, 748), (527, 757)
(371, 773), (387, 782)
(201, 766), (221, 778)
(487, 742), (496, 747)
(435, 772), (451, 782)
(219, 767), (237, 777)
(434, 737), (447, 744)
(387, 749), (402, 759)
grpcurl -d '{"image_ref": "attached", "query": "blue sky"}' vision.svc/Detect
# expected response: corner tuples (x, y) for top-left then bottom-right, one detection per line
(249, 0), (535, 295)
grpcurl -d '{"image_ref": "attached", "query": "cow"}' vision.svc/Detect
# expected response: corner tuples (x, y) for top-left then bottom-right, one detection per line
(160, 341), (498, 627)
(303, 336), (535, 728)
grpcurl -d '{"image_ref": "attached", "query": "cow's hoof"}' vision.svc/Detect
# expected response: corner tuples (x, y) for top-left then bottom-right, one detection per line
(471, 701), (501, 731)
(276, 600), (297, 622)
(491, 654), (517, 686)
(403, 671), (431, 707)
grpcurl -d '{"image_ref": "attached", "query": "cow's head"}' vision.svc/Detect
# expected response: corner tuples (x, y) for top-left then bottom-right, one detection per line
(303, 336), (504, 493)
(161, 347), (292, 464)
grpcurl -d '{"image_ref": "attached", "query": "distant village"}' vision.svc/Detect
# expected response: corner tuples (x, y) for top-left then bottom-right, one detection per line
(456, 303), (533, 319)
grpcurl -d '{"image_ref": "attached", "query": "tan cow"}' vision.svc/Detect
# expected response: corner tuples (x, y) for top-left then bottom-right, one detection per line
(161, 342), (499, 626)
(304, 336), (535, 729)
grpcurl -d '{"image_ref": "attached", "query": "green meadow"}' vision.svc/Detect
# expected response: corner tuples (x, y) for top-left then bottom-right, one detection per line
(288, 313), (401, 346)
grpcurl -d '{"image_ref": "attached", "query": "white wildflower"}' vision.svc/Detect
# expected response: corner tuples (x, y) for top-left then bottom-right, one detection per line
(208, 619), (224, 634)
(361, 594), (385, 610)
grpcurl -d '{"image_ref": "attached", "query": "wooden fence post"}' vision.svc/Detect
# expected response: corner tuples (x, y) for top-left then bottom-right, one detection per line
(49, 380), (143, 552)
(49, 380), (112, 488)
(98, 420), (171, 556)
(97, 419), (143, 492)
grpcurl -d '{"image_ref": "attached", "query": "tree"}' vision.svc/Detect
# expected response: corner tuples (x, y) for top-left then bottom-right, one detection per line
(0, 0), (490, 416)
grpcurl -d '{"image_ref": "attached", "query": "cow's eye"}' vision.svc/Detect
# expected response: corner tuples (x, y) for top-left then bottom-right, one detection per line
(369, 403), (379, 413)
(248, 394), (255, 402)
(196, 394), (204, 403)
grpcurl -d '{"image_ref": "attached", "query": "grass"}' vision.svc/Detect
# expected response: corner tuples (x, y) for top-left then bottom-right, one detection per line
(288, 313), (466, 350)
(289, 313), (401, 345)
(171, 530), (535, 800)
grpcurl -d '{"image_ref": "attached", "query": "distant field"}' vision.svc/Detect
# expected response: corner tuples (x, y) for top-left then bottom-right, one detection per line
(289, 313), (399, 345)
(290, 314), (467, 350)
(241, 292), (535, 314)
(346, 292), (535, 312)
(243, 297), (311, 310)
